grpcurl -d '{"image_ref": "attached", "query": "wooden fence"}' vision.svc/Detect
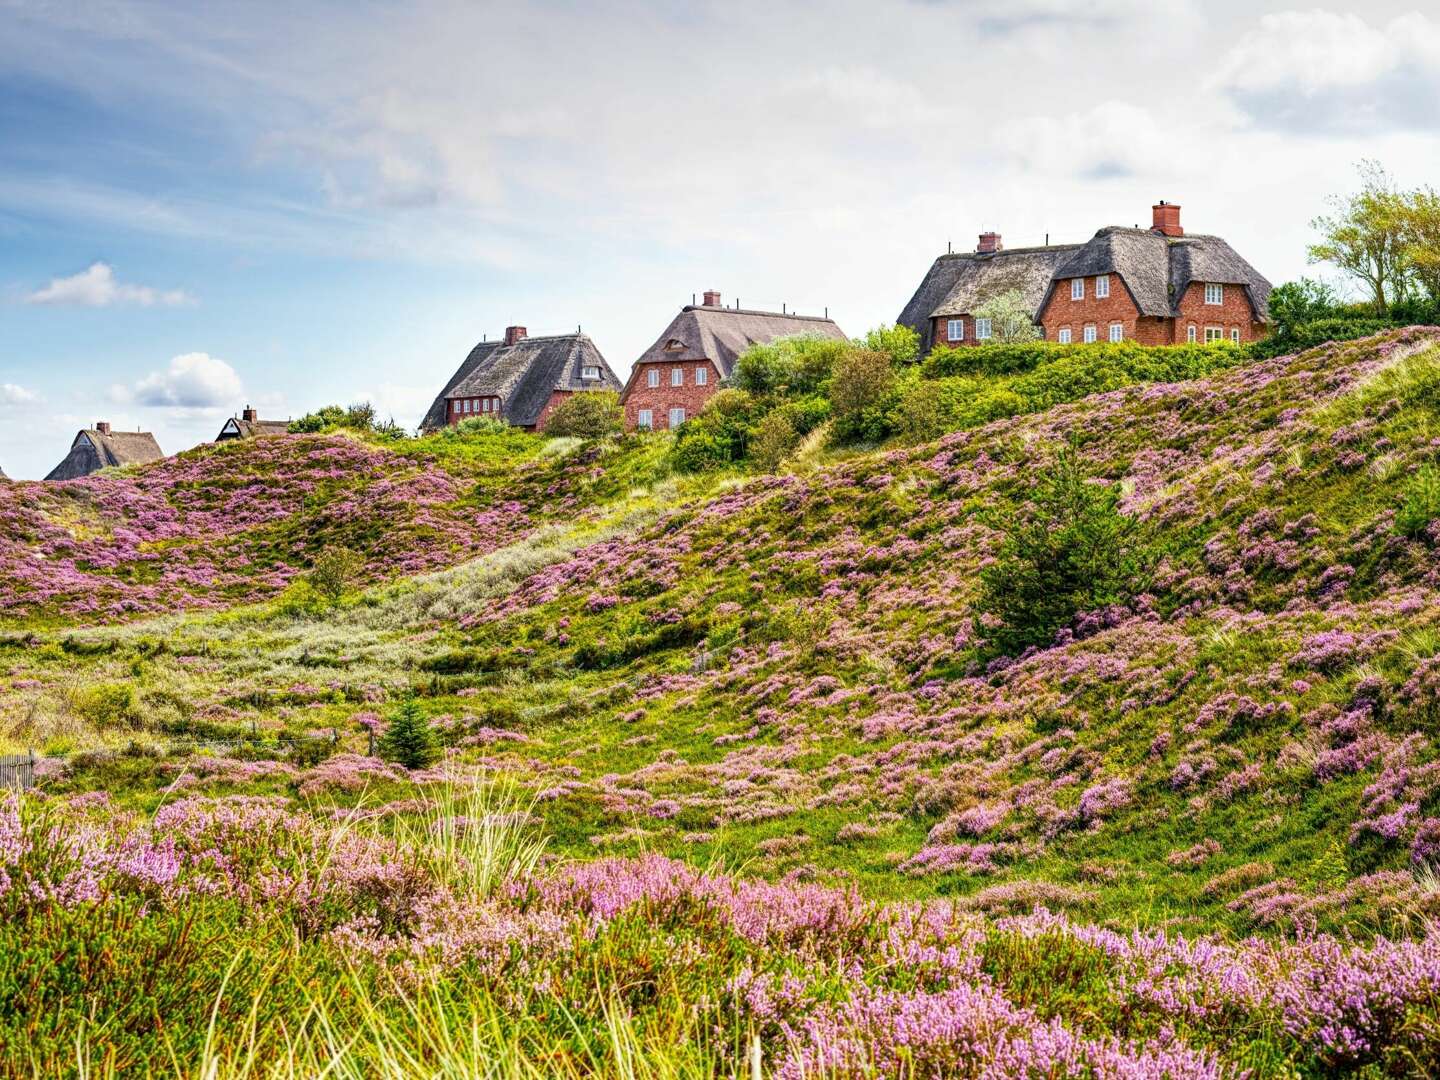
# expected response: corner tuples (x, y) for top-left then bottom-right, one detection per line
(0, 751), (36, 791)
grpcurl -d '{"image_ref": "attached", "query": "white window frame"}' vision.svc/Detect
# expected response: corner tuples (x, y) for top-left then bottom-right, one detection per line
(1095, 275), (1110, 299)
(1204, 283), (1224, 306)
(695, 366), (708, 386)
(481, 398), (490, 413)
(947, 318), (964, 342)
(581, 365), (600, 380)
(974, 317), (993, 341)
(1108, 323), (1123, 343)
(1187, 325), (1197, 343)
(671, 367), (683, 387)
(1231, 328), (1241, 344)
(1205, 326), (1224, 343)
(668, 407), (686, 428)
(647, 368), (660, 388)
(1083, 324), (1097, 344)
(1071, 278), (1084, 301)
(1057, 328), (1072, 344)
(636, 409), (653, 430)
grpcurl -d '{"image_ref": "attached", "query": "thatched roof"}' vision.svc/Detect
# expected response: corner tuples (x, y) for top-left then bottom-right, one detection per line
(421, 333), (622, 430)
(45, 428), (164, 481)
(627, 305), (847, 391)
(897, 245), (1080, 352)
(1041, 227), (1273, 321)
(217, 417), (291, 440)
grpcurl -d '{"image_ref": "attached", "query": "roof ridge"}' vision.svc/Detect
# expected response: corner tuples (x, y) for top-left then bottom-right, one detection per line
(682, 306), (838, 323)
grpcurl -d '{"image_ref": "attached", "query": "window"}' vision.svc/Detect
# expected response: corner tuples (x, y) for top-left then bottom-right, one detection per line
(668, 408), (686, 427)
(647, 368), (660, 388)
(1071, 278), (1084, 300)
(1231, 328), (1241, 343)
(463, 399), (472, 414)
(1057, 327), (1072, 344)
(1205, 283), (1224, 306)
(481, 399), (490, 413)
(637, 409), (653, 429)
(581, 365), (600, 380)
(671, 368), (683, 386)
(695, 366), (708, 386)
(453, 400), (461, 414)
(1187, 325), (1197, 343)
(1083, 324), (1097, 344)
(975, 318), (993, 341)
(1095, 275), (1110, 299)
(1205, 326), (1224, 343)
(947, 318), (964, 341)
(1108, 323), (1123, 342)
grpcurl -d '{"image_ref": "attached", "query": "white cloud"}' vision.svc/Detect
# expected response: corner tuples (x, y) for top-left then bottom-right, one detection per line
(0, 384), (39, 405)
(999, 102), (1174, 180)
(1212, 11), (1440, 132)
(25, 262), (193, 307)
(118, 353), (243, 409)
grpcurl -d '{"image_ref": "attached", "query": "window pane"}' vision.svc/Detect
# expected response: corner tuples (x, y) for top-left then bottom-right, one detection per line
(671, 368), (683, 386)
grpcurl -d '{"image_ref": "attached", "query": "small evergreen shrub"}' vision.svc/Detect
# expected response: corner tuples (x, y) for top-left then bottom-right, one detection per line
(975, 449), (1152, 654)
(377, 698), (440, 769)
(310, 546), (363, 603)
(1397, 465), (1440, 539)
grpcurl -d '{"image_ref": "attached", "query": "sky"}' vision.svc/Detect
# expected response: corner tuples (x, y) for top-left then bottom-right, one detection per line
(1, 1), (1439, 478)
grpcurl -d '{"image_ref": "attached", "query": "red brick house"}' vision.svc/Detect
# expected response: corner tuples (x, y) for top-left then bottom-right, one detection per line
(420, 326), (623, 433)
(621, 291), (847, 430)
(899, 203), (1271, 351)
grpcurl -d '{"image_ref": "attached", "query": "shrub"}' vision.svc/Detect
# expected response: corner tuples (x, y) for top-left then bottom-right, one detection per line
(858, 323), (920, 366)
(377, 698), (440, 769)
(310, 546), (364, 603)
(71, 683), (142, 729)
(669, 390), (757, 472)
(288, 402), (379, 434)
(1397, 465), (1440, 539)
(975, 448), (1152, 654)
(751, 410), (801, 471)
(734, 334), (849, 397)
(830, 350), (898, 443)
(543, 391), (623, 439)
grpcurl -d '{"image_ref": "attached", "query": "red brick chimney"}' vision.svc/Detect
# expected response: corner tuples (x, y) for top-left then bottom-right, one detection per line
(242, 406), (257, 423)
(701, 290), (722, 307)
(1151, 201), (1183, 238)
(977, 232), (1002, 253)
(94, 421), (111, 435)
(504, 325), (527, 346)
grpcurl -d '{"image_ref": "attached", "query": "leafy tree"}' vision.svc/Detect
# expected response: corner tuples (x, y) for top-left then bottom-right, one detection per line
(378, 698), (440, 769)
(734, 334), (849, 397)
(1400, 187), (1440, 303)
(858, 324), (920, 366)
(751, 409), (801, 471)
(288, 402), (379, 434)
(310, 545), (363, 603)
(829, 349), (897, 443)
(975, 448), (1151, 654)
(972, 289), (1041, 344)
(1263, 278), (1340, 339)
(543, 391), (623, 439)
(1308, 161), (1412, 312)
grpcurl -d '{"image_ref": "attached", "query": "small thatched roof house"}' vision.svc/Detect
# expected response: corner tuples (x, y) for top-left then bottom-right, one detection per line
(420, 326), (623, 433)
(216, 406), (291, 441)
(45, 422), (164, 481)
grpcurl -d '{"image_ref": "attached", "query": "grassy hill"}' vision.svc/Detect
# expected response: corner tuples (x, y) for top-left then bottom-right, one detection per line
(7, 328), (1440, 1076)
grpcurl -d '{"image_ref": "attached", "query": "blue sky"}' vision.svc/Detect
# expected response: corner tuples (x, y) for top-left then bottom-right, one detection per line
(2, 0), (1439, 478)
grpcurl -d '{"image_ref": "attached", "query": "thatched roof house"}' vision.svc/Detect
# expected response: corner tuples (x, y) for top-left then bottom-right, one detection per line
(45, 422), (164, 481)
(420, 326), (622, 432)
(217, 407), (291, 441)
(620, 291), (847, 430)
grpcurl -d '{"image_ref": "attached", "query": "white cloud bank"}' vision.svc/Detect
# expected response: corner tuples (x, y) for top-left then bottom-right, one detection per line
(25, 262), (192, 307)
(1213, 10), (1440, 133)
(114, 353), (243, 409)
(0, 384), (38, 405)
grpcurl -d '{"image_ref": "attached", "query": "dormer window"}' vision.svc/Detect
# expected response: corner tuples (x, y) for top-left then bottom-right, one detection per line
(581, 365), (600, 380)
(1205, 283), (1224, 306)
(1095, 275), (1109, 299)
(1071, 278), (1084, 301)
(663, 339), (685, 352)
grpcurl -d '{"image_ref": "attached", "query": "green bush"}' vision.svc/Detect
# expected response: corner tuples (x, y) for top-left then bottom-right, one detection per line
(288, 402), (381, 434)
(377, 698), (440, 769)
(543, 391), (623, 439)
(734, 334), (850, 397)
(830, 350), (898, 443)
(751, 410), (802, 471)
(975, 449), (1153, 655)
(1397, 465), (1440, 539)
(669, 389), (758, 473)
(858, 323), (921, 366)
(309, 546), (363, 603)
(71, 683), (142, 729)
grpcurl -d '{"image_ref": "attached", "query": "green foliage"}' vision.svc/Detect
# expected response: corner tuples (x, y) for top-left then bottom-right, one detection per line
(1267, 278), (1341, 339)
(288, 402), (385, 435)
(70, 683), (141, 728)
(377, 698), (440, 769)
(972, 289), (1042, 344)
(543, 391), (624, 440)
(1397, 465), (1440, 539)
(309, 545), (363, 603)
(750, 409), (802, 471)
(733, 334), (849, 396)
(858, 323), (921, 365)
(1309, 160), (1414, 312)
(975, 448), (1153, 654)
(830, 350), (898, 443)
(669, 389), (757, 473)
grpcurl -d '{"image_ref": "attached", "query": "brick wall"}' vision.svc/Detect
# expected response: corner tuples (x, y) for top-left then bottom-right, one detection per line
(622, 360), (721, 430)
(1172, 282), (1266, 344)
(1039, 274), (1143, 343)
(931, 314), (983, 347)
(532, 390), (575, 432)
